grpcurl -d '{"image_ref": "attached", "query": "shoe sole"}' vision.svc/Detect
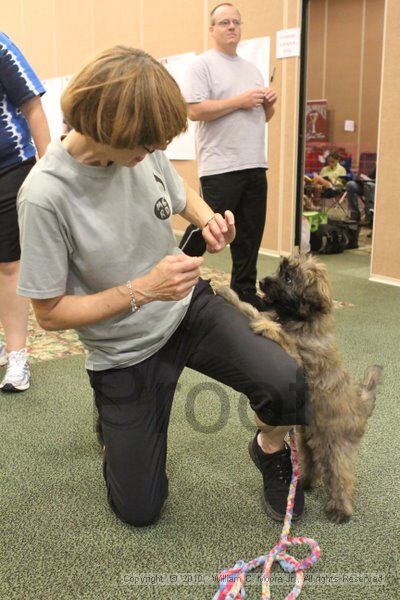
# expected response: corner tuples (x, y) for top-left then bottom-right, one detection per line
(248, 440), (301, 523)
(0, 382), (30, 392)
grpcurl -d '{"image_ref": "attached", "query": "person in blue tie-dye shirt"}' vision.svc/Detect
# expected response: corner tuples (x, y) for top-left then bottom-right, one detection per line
(0, 32), (50, 392)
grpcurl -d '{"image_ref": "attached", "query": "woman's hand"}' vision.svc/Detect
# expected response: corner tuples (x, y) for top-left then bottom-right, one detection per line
(136, 254), (204, 303)
(202, 210), (236, 253)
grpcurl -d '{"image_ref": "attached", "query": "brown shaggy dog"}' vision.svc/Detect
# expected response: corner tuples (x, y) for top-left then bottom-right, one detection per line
(216, 254), (382, 524)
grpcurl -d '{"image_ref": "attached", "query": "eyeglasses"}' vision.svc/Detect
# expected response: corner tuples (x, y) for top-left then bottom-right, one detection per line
(215, 18), (242, 27)
(143, 145), (155, 154)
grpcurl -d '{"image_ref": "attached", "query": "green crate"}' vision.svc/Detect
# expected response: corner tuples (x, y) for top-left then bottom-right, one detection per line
(303, 211), (328, 232)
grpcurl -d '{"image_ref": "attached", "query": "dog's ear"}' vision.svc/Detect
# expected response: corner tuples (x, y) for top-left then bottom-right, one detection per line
(280, 256), (290, 271)
(302, 261), (333, 314)
(314, 271), (333, 312)
(291, 249), (302, 260)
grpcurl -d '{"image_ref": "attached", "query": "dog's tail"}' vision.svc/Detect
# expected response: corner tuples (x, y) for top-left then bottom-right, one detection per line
(359, 365), (383, 417)
(215, 286), (260, 320)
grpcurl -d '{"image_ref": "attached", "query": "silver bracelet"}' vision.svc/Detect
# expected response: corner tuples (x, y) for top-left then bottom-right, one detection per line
(203, 215), (216, 229)
(126, 280), (141, 313)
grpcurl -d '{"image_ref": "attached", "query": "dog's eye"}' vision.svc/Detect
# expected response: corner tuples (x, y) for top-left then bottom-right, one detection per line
(285, 274), (292, 284)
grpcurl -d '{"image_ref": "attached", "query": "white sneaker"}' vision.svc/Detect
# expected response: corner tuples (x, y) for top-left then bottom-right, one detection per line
(0, 348), (30, 392)
(0, 343), (7, 367)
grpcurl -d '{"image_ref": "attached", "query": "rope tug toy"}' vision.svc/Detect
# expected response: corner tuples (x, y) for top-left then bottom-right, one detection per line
(213, 428), (320, 599)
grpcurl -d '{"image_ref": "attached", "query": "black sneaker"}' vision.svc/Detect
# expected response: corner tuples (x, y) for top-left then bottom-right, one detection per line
(248, 431), (304, 522)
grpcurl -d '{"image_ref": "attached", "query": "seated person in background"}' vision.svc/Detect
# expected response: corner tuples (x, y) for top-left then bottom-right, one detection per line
(312, 152), (347, 188)
(346, 167), (376, 225)
(310, 151), (347, 194)
(304, 151), (347, 206)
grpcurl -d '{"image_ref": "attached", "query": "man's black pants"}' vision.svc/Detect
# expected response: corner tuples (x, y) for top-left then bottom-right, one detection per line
(179, 168), (267, 296)
(88, 280), (308, 527)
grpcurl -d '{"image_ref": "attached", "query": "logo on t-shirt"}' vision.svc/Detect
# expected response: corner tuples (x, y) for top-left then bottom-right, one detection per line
(153, 173), (171, 219)
(154, 173), (166, 191)
(154, 198), (171, 220)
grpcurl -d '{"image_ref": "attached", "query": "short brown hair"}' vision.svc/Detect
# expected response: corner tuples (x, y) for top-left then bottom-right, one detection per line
(210, 3), (237, 24)
(61, 46), (187, 149)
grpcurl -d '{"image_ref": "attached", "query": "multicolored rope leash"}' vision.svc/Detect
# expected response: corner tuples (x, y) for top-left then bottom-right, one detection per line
(213, 428), (320, 599)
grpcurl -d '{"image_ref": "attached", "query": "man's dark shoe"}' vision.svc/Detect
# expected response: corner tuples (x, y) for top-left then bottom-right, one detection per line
(249, 431), (304, 522)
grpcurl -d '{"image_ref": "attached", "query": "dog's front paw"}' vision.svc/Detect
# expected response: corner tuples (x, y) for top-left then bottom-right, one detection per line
(250, 317), (282, 338)
(251, 318), (301, 362)
(216, 286), (259, 320)
(325, 500), (352, 524)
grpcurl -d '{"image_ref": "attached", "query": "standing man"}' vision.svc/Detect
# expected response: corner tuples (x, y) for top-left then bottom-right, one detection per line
(179, 3), (277, 310)
(0, 32), (50, 391)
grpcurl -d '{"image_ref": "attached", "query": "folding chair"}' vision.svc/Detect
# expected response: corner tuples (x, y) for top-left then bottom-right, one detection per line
(326, 187), (348, 216)
(326, 159), (353, 216)
(310, 155), (353, 216)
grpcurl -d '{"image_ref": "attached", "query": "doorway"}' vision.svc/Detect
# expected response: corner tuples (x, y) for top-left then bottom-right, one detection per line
(298, 0), (385, 257)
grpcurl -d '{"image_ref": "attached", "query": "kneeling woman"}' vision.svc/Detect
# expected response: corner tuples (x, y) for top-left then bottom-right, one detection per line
(17, 46), (309, 526)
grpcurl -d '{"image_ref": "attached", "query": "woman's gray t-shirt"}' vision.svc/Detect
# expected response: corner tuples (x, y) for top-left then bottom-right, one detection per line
(17, 139), (191, 371)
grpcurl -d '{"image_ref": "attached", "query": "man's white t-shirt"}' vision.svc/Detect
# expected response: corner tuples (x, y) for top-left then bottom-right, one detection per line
(183, 49), (267, 177)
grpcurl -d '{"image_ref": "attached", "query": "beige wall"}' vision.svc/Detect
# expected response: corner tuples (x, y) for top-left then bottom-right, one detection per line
(371, 0), (400, 283)
(307, 0), (385, 168)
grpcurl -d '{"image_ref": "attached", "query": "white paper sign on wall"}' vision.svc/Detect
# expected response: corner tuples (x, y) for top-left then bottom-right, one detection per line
(276, 28), (301, 59)
(159, 52), (197, 160)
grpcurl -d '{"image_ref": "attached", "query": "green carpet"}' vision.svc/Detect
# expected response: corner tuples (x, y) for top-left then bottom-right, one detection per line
(1, 251), (399, 599)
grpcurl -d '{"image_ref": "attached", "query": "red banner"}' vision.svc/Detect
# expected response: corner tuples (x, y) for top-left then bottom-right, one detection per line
(306, 100), (328, 141)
